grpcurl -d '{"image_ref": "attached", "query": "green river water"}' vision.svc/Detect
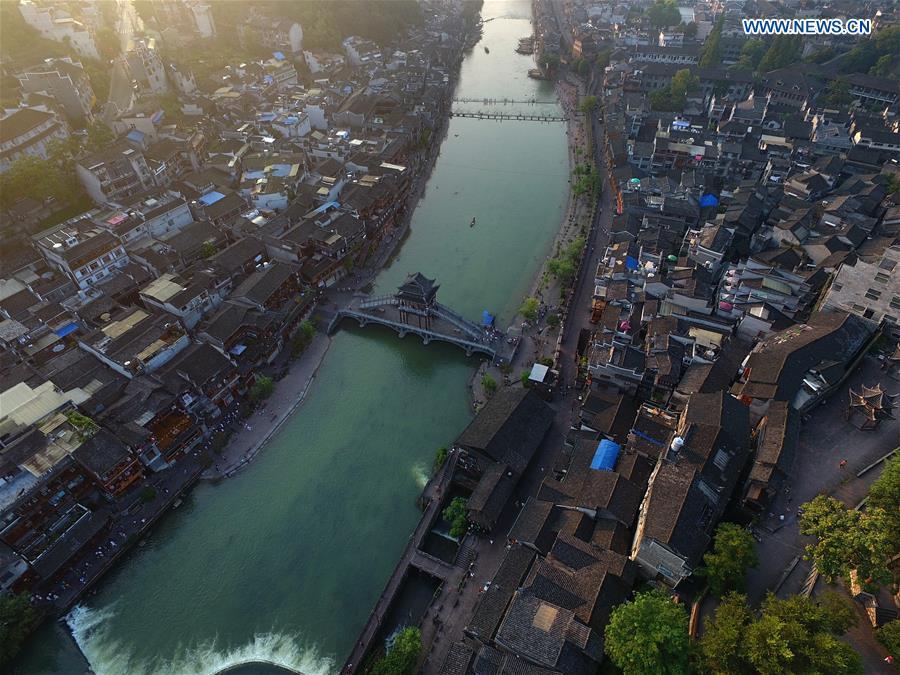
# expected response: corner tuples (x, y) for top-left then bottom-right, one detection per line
(12, 3), (568, 673)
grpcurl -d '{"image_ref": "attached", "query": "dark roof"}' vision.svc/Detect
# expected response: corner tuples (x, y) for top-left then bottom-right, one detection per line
(0, 108), (53, 143)
(456, 389), (554, 472)
(72, 429), (132, 478)
(167, 342), (234, 389)
(467, 544), (536, 641)
(468, 463), (518, 530)
(397, 272), (438, 304)
(739, 311), (873, 401)
(439, 642), (474, 675)
(209, 237), (265, 274)
(230, 262), (298, 306)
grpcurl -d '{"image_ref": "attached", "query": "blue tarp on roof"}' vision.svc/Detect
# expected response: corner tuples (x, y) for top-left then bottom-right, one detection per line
(700, 193), (719, 207)
(625, 255), (639, 270)
(590, 439), (621, 471)
(54, 322), (78, 338)
(309, 200), (339, 216)
(273, 51), (285, 61)
(482, 310), (495, 327)
(126, 129), (145, 143)
(197, 191), (226, 206)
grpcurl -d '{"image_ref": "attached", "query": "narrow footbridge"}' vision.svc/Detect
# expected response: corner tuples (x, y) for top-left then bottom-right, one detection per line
(450, 110), (567, 122)
(327, 273), (519, 363)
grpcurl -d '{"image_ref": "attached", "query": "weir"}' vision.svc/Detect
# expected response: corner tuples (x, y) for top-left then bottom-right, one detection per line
(326, 273), (520, 364)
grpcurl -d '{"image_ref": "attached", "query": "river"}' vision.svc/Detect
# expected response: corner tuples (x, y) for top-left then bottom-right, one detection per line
(11, 2), (568, 673)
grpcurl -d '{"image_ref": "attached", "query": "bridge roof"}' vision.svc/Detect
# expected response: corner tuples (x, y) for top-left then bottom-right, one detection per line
(398, 272), (438, 304)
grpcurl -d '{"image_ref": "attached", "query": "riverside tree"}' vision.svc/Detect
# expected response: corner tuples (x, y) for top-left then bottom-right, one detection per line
(519, 297), (540, 321)
(699, 522), (759, 596)
(799, 494), (893, 588)
(443, 497), (468, 538)
(604, 590), (693, 674)
(0, 593), (39, 667)
(250, 375), (275, 402)
(700, 592), (861, 675)
(371, 626), (422, 675)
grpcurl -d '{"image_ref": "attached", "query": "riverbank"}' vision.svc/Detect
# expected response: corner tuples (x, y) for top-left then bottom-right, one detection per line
(468, 73), (591, 406)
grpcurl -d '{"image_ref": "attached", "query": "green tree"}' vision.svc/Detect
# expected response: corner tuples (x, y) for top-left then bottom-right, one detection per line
(0, 593), (39, 667)
(604, 590), (693, 674)
(744, 594), (861, 675)
(799, 494), (893, 588)
(758, 35), (802, 73)
(520, 370), (531, 387)
(578, 95), (597, 114)
(519, 296), (540, 321)
(433, 446), (448, 474)
(85, 121), (115, 152)
(250, 375), (274, 402)
(481, 374), (498, 396)
(825, 77), (852, 106)
(871, 54), (893, 78)
(700, 523), (758, 596)
(701, 592), (861, 675)
(877, 620), (900, 658)
(683, 21), (698, 40)
(867, 454), (900, 543)
(736, 39), (767, 71)
(200, 241), (218, 258)
(646, 0), (681, 28)
(291, 319), (317, 356)
(595, 48), (611, 69)
(443, 497), (468, 538)
(95, 26), (122, 59)
(371, 626), (421, 675)
(539, 51), (560, 73)
(700, 593), (755, 675)
(0, 155), (80, 210)
(699, 15), (724, 67)
(671, 68), (700, 99)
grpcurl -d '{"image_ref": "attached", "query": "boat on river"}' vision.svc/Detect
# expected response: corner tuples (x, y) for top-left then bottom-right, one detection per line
(484, 46), (490, 53)
(470, 217), (476, 227)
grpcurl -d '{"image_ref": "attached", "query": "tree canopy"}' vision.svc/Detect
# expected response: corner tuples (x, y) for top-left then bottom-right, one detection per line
(700, 523), (759, 596)
(519, 296), (540, 321)
(701, 592), (861, 675)
(758, 35), (803, 73)
(699, 15), (724, 68)
(250, 375), (275, 402)
(0, 593), (39, 667)
(443, 497), (468, 538)
(649, 68), (699, 111)
(867, 454), (900, 543)
(371, 626), (421, 675)
(646, 0), (681, 29)
(604, 590), (693, 674)
(799, 494), (893, 588)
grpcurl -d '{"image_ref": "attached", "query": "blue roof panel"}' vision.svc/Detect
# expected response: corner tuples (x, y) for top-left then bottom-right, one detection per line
(589, 439), (621, 471)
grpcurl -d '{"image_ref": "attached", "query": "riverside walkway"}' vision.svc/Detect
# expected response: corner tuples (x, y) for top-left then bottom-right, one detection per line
(326, 275), (519, 364)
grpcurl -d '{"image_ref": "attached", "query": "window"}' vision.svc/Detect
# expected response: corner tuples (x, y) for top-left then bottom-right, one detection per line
(865, 288), (882, 301)
(891, 296), (900, 311)
(852, 303), (866, 313)
(875, 272), (891, 284)
(831, 283), (843, 292)
(864, 308), (875, 319)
